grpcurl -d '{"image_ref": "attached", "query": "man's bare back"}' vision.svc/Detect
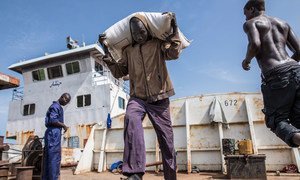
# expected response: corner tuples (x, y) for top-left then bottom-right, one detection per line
(242, 0), (300, 74)
(243, 15), (295, 73)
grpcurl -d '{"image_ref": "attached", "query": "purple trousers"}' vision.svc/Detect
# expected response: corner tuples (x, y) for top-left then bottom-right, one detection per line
(122, 97), (177, 180)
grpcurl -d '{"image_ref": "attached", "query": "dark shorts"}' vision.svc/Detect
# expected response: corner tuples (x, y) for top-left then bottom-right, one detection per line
(261, 61), (300, 147)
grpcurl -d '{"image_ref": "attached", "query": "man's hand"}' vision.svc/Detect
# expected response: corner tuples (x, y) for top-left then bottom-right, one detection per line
(99, 33), (116, 63)
(98, 34), (106, 45)
(170, 13), (178, 33)
(98, 34), (109, 54)
(162, 12), (178, 42)
(242, 59), (251, 71)
(162, 12), (177, 27)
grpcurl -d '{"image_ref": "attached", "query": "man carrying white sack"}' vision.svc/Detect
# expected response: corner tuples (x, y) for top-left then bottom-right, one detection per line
(99, 12), (181, 180)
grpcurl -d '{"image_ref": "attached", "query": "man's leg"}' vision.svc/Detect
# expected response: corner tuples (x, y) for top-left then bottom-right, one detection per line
(146, 98), (177, 180)
(42, 131), (50, 180)
(289, 84), (300, 145)
(122, 97), (147, 176)
(262, 73), (300, 147)
(42, 148), (49, 180)
(47, 150), (61, 180)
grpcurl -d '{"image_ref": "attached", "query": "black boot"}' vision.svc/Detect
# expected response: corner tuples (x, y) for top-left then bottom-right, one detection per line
(121, 173), (143, 180)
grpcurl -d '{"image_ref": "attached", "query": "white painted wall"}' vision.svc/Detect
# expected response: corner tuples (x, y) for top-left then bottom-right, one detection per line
(6, 52), (128, 148)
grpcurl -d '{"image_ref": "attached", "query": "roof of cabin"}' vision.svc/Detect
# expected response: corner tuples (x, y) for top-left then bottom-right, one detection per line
(9, 44), (105, 74)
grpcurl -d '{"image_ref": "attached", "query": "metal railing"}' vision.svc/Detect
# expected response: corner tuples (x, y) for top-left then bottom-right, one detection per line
(93, 70), (129, 94)
(11, 71), (130, 101)
(12, 87), (24, 101)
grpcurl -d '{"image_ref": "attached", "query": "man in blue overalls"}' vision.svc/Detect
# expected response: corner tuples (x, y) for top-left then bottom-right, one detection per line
(42, 93), (71, 180)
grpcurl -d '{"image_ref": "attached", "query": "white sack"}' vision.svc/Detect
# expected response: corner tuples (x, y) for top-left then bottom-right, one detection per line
(102, 12), (191, 61)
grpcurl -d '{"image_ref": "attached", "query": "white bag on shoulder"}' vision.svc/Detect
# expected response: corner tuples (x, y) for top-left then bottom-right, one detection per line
(102, 12), (191, 61)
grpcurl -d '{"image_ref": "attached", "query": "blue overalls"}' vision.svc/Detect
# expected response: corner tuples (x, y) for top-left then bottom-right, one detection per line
(42, 101), (64, 180)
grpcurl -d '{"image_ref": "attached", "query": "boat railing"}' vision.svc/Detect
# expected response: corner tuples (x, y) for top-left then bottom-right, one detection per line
(93, 70), (129, 94)
(12, 87), (24, 101)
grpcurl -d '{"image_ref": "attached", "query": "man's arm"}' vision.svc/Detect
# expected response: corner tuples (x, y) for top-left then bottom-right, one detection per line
(99, 35), (128, 78)
(287, 24), (300, 61)
(51, 121), (68, 132)
(163, 13), (182, 60)
(242, 21), (261, 70)
(163, 38), (182, 60)
(102, 52), (128, 79)
(48, 107), (68, 132)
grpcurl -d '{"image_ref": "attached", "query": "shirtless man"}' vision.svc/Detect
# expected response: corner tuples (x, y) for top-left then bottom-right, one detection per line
(242, 0), (300, 147)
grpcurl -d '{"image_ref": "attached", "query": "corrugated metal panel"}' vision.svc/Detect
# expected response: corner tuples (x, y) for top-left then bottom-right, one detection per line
(77, 93), (300, 173)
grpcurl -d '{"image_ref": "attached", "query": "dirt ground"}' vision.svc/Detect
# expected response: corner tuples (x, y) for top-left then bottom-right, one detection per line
(60, 168), (300, 180)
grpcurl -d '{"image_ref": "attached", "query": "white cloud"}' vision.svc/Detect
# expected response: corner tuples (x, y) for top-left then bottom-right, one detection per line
(197, 68), (245, 84)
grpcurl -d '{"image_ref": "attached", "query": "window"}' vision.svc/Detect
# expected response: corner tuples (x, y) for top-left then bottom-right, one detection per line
(66, 61), (80, 75)
(32, 69), (45, 81)
(118, 97), (125, 109)
(95, 62), (104, 75)
(23, 104), (35, 116)
(77, 94), (91, 107)
(68, 136), (80, 148)
(47, 65), (63, 79)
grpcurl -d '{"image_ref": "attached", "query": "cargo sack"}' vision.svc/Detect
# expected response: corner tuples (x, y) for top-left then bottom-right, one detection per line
(102, 12), (191, 61)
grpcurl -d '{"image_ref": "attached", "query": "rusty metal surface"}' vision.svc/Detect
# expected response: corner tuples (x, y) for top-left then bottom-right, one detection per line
(15, 166), (34, 180)
(61, 148), (80, 166)
(225, 155), (267, 179)
(85, 93), (300, 173)
(11, 162), (21, 176)
(0, 72), (20, 90)
(0, 162), (9, 167)
(21, 136), (43, 179)
(0, 146), (9, 152)
(0, 167), (9, 177)
(7, 92), (300, 173)
(0, 136), (10, 161)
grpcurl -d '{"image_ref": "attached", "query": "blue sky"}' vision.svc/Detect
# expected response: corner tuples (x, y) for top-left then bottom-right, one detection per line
(1, 0), (300, 136)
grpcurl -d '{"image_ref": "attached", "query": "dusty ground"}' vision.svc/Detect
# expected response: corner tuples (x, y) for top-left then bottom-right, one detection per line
(60, 168), (300, 180)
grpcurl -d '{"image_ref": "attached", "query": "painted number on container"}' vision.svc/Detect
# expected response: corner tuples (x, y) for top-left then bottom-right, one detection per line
(224, 100), (238, 106)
